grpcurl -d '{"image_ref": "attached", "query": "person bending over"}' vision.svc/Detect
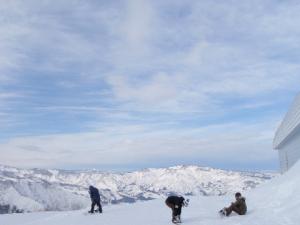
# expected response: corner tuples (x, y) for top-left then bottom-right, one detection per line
(165, 195), (189, 223)
(88, 185), (103, 213)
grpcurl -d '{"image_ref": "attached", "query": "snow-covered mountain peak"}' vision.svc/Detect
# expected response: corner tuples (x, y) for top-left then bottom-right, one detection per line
(0, 164), (276, 213)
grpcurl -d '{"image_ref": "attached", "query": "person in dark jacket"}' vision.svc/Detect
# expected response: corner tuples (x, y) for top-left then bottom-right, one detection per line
(88, 185), (102, 213)
(165, 195), (189, 223)
(219, 192), (247, 216)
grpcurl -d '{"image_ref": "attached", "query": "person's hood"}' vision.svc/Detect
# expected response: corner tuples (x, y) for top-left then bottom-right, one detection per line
(239, 197), (246, 201)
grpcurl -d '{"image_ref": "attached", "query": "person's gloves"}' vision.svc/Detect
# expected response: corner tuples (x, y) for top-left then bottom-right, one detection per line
(183, 199), (189, 207)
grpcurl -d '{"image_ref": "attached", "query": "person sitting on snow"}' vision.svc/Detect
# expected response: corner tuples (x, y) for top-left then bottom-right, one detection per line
(88, 185), (103, 213)
(219, 192), (247, 216)
(165, 195), (189, 223)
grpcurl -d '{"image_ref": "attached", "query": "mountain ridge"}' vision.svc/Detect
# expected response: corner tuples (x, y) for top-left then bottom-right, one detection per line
(0, 164), (276, 213)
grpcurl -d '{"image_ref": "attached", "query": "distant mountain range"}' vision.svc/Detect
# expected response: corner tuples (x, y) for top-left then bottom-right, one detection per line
(0, 164), (276, 213)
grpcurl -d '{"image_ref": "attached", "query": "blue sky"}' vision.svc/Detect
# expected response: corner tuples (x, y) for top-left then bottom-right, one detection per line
(0, 0), (300, 171)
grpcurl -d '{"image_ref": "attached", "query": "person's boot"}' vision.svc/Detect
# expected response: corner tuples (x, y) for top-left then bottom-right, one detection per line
(219, 208), (226, 216)
(172, 216), (177, 224)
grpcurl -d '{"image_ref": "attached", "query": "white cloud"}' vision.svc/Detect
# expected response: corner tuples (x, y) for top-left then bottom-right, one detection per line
(0, 118), (279, 169)
(101, 0), (300, 112)
(0, 0), (299, 170)
(122, 0), (155, 49)
(107, 72), (186, 106)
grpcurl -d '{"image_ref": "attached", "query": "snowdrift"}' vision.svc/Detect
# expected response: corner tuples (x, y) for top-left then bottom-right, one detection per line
(246, 160), (300, 224)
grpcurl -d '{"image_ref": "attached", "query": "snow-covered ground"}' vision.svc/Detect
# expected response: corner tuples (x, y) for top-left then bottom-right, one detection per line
(1, 161), (299, 225)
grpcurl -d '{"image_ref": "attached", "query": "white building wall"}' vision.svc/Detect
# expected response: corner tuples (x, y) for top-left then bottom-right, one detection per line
(278, 128), (300, 173)
(273, 94), (300, 149)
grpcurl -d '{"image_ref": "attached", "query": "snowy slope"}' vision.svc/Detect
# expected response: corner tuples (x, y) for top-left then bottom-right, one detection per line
(0, 165), (275, 213)
(0, 161), (299, 225)
(0, 180), (88, 213)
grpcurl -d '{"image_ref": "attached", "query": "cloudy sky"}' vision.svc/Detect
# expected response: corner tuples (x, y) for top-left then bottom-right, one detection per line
(0, 0), (299, 171)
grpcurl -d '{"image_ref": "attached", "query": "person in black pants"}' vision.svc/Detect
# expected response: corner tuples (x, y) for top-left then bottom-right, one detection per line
(165, 195), (189, 223)
(88, 185), (103, 213)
